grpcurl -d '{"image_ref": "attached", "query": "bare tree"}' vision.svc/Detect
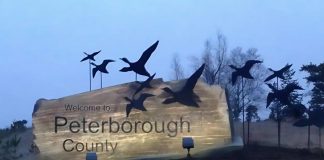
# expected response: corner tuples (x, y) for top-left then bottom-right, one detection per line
(225, 47), (267, 121)
(193, 32), (227, 85)
(202, 40), (216, 85)
(215, 33), (227, 85)
(190, 44), (266, 123)
(171, 53), (185, 80)
(188, 33), (267, 130)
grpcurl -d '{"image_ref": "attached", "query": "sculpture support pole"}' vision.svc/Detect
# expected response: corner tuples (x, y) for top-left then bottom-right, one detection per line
(320, 128), (322, 148)
(308, 107), (311, 149)
(277, 77), (281, 147)
(89, 60), (92, 91)
(242, 76), (245, 146)
(101, 72), (103, 89)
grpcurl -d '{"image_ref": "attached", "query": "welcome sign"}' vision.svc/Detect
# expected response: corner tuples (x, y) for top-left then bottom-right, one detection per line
(32, 79), (232, 160)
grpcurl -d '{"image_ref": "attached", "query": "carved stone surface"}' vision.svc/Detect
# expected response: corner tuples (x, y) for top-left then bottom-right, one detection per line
(32, 79), (232, 160)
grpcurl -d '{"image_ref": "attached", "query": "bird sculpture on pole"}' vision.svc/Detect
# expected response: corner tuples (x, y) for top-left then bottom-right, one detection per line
(162, 63), (205, 107)
(264, 63), (292, 147)
(91, 59), (115, 89)
(80, 50), (101, 91)
(120, 41), (159, 81)
(229, 60), (263, 85)
(229, 59), (262, 146)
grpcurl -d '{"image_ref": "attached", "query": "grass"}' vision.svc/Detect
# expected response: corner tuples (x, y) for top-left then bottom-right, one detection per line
(216, 145), (323, 160)
(234, 120), (324, 149)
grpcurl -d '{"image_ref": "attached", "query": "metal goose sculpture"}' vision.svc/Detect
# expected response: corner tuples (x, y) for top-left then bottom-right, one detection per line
(162, 63), (205, 107)
(80, 50), (101, 62)
(124, 93), (155, 117)
(229, 59), (262, 146)
(229, 60), (263, 85)
(91, 59), (115, 88)
(119, 41), (159, 80)
(264, 64), (292, 82)
(266, 83), (304, 107)
(80, 50), (101, 91)
(91, 59), (115, 78)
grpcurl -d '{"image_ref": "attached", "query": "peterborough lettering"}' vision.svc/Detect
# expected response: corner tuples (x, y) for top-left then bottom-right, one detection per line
(54, 116), (191, 153)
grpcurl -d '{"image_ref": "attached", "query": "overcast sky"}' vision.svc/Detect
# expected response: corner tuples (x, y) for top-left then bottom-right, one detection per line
(0, 0), (323, 128)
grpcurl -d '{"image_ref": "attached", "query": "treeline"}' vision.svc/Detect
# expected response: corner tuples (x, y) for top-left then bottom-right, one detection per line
(170, 32), (324, 149)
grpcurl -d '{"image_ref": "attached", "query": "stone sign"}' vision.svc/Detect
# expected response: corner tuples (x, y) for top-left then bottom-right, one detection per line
(32, 79), (233, 160)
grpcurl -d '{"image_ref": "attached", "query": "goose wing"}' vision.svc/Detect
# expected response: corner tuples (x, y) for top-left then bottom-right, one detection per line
(91, 50), (101, 56)
(137, 41), (159, 65)
(136, 93), (154, 111)
(244, 60), (262, 70)
(101, 59), (114, 73)
(183, 63), (205, 92)
(264, 73), (276, 82)
(80, 56), (89, 62)
(280, 64), (292, 73)
(92, 67), (99, 78)
(102, 60), (109, 66)
(138, 93), (155, 104)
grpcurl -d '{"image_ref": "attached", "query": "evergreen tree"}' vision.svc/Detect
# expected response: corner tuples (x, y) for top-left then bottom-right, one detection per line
(280, 68), (304, 118)
(268, 67), (304, 147)
(300, 63), (324, 148)
(301, 63), (324, 109)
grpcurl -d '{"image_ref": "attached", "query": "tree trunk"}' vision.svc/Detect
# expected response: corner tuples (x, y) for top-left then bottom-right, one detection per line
(89, 60), (92, 91)
(307, 107), (311, 150)
(276, 77), (281, 148)
(278, 119), (281, 147)
(319, 127), (322, 148)
(242, 77), (245, 146)
(308, 124), (310, 149)
(247, 121), (250, 146)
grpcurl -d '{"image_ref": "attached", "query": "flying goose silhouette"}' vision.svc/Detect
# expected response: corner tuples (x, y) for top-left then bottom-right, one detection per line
(229, 60), (263, 85)
(90, 59), (115, 78)
(119, 41), (159, 78)
(266, 83), (303, 107)
(133, 73), (156, 96)
(162, 63), (205, 107)
(264, 64), (292, 82)
(80, 50), (101, 62)
(124, 93), (155, 117)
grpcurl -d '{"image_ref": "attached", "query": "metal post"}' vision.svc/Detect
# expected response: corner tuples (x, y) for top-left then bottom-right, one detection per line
(100, 72), (103, 89)
(277, 77), (281, 147)
(242, 76), (245, 146)
(89, 60), (92, 91)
